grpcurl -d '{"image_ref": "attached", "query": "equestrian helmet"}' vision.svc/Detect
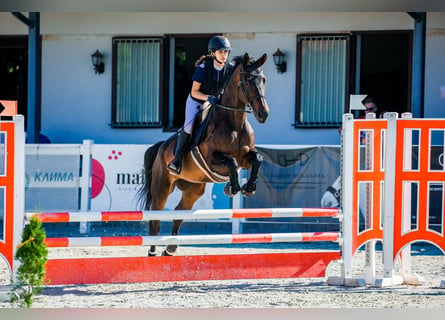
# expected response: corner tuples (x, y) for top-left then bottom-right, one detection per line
(208, 36), (232, 52)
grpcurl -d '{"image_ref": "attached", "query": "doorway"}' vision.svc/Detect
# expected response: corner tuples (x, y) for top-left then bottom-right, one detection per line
(168, 35), (215, 129)
(357, 32), (411, 116)
(0, 37), (28, 120)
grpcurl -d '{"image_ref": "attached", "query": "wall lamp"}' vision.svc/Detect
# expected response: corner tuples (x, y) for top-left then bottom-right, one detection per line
(91, 49), (105, 74)
(272, 48), (286, 74)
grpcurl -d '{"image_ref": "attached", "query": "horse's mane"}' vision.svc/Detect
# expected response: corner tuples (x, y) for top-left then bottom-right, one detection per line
(194, 54), (255, 71)
(195, 54), (247, 68)
(232, 55), (243, 66)
(232, 54), (256, 68)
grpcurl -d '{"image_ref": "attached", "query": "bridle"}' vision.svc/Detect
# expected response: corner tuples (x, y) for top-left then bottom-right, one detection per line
(214, 65), (266, 114)
(239, 69), (266, 107)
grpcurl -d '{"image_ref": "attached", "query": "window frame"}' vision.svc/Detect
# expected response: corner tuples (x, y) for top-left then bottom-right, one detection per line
(295, 33), (351, 128)
(111, 36), (165, 129)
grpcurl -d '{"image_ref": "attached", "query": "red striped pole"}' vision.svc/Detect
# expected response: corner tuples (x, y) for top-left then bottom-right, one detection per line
(44, 232), (340, 248)
(27, 207), (341, 223)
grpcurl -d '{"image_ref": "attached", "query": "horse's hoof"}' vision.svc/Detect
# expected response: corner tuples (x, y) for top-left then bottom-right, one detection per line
(224, 184), (234, 197)
(162, 250), (175, 256)
(148, 250), (157, 257)
(162, 244), (178, 256)
(241, 189), (255, 197)
(241, 185), (256, 197)
(224, 183), (239, 197)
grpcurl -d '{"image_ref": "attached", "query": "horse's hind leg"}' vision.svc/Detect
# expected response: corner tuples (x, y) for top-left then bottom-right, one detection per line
(242, 150), (263, 197)
(148, 220), (160, 256)
(148, 163), (174, 256)
(162, 182), (206, 256)
(163, 219), (183, 256)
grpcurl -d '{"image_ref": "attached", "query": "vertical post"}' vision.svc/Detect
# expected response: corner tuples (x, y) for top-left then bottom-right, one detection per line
(409, 12), (426, 118)
(79, 140), (93, 233)
(168, 37), (175, 128)
(376, 112), (401, 287)
(27, 12), (41, 143)
(399, 113), (413, 276)
(340, 113), (354, 282)
(13, 115), (26, 278)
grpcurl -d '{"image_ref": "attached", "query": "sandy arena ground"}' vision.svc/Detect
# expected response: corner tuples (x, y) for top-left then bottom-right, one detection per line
(0, 245), (444, 308)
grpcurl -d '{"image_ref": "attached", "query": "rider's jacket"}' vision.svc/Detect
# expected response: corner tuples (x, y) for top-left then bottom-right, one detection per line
(191, 57), (234, 103)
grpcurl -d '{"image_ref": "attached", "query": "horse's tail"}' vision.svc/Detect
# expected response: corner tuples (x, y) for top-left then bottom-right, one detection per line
(137, 141), (164, 210)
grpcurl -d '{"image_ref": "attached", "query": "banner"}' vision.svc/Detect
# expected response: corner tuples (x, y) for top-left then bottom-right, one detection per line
(243, 146), (341, 208)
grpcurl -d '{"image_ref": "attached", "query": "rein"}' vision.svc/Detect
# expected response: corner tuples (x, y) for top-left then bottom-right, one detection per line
(239, 70), (266, 106)
(215, 103), (251, 113)
(214, 67), (265, 114)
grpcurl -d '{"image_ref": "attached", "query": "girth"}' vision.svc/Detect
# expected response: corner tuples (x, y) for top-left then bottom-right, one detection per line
(190, 145), (230, 183)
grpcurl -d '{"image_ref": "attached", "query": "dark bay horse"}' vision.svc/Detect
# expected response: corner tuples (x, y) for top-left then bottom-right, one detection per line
(138, 53), (269, 256)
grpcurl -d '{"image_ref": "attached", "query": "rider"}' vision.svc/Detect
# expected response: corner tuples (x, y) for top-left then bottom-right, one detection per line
(167, 35), (235, 175)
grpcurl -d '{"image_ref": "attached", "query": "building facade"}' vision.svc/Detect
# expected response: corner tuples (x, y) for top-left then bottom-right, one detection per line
(0, 12), (444, 145)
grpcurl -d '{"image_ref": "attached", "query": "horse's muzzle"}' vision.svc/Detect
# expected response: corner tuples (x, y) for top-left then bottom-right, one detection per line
(256, 107), (269, 123)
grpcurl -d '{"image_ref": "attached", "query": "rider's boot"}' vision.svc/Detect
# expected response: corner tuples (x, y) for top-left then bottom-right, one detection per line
(167, 131), (191, 175)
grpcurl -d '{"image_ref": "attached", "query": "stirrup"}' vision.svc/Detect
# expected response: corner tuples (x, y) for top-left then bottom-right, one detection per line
(167, 160), (182, 175)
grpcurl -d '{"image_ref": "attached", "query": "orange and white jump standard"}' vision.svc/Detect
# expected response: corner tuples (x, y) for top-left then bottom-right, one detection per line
(331, 112), (445, 288)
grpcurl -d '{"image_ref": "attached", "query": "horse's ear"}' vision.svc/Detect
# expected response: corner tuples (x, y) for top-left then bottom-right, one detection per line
(256, 53), (267, 67)
(243, 53), (250, 66)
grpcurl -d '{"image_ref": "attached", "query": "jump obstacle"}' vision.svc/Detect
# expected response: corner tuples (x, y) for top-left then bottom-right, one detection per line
(1, 114), (444, 287)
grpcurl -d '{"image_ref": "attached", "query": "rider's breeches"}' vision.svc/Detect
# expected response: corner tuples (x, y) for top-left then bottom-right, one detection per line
(183, 94), (202, 134)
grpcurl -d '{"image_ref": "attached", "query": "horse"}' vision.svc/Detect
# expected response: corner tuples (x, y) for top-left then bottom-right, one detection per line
(137, 52), (269, 256)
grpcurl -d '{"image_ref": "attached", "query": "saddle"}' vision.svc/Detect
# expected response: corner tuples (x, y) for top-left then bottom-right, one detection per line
(191, 101), (212, 146)
(188, 102), (230, 183)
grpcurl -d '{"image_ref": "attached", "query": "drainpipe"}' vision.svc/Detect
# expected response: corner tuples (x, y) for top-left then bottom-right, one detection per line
(11, 12), (41, 143)
(408, 12), (426, 118)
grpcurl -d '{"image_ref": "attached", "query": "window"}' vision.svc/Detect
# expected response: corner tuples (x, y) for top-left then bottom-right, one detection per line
(295, 32), (411, 128)
(296, 35), (350, 127)
(112, 37), (163, 128)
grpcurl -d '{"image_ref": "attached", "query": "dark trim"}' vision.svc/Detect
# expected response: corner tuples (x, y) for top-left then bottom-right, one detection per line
(407, 12), (422, 23)
(408, 12), (426, 118)
(11, 12), (35, 28)
(295, 33), (350, 128)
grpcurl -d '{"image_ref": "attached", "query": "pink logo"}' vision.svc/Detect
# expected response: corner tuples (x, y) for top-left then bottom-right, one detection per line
(91, 159), (105, 198)
(108, 150), (122, 160)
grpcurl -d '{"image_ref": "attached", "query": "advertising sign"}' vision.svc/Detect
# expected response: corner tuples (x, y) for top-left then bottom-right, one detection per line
(25, 154), (80, 212)
(90, 144), (231, 211)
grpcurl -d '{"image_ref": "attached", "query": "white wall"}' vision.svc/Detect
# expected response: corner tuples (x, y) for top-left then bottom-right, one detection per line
(41, 35), (112, 143)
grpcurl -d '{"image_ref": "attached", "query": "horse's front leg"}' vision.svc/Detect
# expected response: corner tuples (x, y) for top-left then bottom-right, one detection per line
(241, 150), (263, 197)
(222, 155), (241, 197)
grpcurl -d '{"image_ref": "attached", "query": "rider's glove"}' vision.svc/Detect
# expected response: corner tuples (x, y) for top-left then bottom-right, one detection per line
(207, 95), (218, 105)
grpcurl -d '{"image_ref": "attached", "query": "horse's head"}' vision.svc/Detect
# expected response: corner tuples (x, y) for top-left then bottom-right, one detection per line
(238, 53), (270, 123)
